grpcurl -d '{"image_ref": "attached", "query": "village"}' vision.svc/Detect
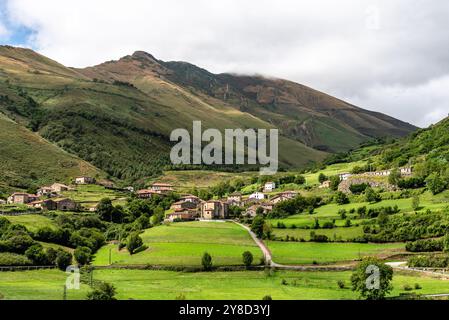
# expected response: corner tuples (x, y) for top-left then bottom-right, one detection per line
(0, 165), (414, 223)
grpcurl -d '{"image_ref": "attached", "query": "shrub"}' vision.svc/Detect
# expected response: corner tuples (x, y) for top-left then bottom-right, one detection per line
(0, 252), (32, 266)
(337, 280), (346, 289)
(126, 232), (143, 255)
(74, 246), (92, 265)
(55, 250), (73, 271)
(242, 251), (254, 268)
(202, 252), (213, 271)
(86, 282), (117, 300)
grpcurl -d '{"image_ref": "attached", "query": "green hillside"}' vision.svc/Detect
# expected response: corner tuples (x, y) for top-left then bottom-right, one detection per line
(0, 112), (102, 193)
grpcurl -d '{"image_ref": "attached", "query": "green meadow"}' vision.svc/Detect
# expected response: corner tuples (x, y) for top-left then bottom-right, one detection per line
(3, 214), (57, 232)
(273, 226), (364, 241)
(93, 222), (263, 266)
(0, 269), (447, 300)
(267, 241), (405, 265)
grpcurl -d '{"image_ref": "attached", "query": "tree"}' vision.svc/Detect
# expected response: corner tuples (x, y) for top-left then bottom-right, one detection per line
(329, 175), (340, 191)
(86, 282), (117, 300)
(251, 216), (265, 238)
(74, 246), (92, 265)
(25, 244), (49, 265)
(294, 175), (306, 185)
(412, 195), (420, 211)
(426, 173), (447, 195)
(365, 187), (381, 203)
(126, 232), (143, 255)
(351, 257), (393, 300)
(55, 250), (72, 271)
(318, 173), (328, 184)
(96, 198), (114, 221)
(242, 251), (254, 268)
(388, 167), (401, 186)
(202, 252), (213, 271)
(335, 191), (349, 205)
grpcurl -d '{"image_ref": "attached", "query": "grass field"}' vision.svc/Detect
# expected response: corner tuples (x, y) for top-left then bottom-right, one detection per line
(0, 269), (447, 300)
(272, 226), (364, 241)
(267, 241), (405, 265)
(61, 184), (126, 209)
(93, 221), (263, 266)
(4, 214), (57, 232)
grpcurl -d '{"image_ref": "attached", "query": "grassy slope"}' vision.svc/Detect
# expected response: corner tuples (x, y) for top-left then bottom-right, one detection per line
(3, 214), (57, 232)
(267, 242), (405, 265)
(0, 112), (102, 192)
(93, 221), (263, 266)
(0, 269), (447, 300)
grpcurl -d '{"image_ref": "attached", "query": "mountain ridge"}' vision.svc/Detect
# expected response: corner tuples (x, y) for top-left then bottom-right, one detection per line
(0, 45), (417, 186)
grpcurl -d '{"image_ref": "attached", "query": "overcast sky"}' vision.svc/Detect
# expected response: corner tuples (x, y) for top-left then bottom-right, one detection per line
(1, 0), (448, 127)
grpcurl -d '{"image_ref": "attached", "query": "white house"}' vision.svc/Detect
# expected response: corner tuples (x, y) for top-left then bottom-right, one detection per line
(339, 173), (352, 181)
(249, 192), (265, 200)
(263, 182), (276, 192)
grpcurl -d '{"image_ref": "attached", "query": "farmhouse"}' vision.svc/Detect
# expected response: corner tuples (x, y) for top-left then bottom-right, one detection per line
(0, 199), (6, 205)
(179, 194), (201, 205)
(270, 191), (298, 204)
(263, 181), (276, 192)
(249, 192), (265, 200)
(245, 204), (273, 217)
(151, 183), (174, 194)
(170, 200), (198, 211)
(7, 193), (38, 204)
(75, 176), (96, 185)
(200, 200), (228, 220)
(50, 183), (70, 193)
(37, 186), (54, 197)
(226, 192), (243, 206)
(166, 209), (199, 222)
(339, 173), (352, 181)
(53, 198), (78, 211)
(136, 189), (158, 199)
(27, 199), (57, 211)
(319, 180), (331, 189)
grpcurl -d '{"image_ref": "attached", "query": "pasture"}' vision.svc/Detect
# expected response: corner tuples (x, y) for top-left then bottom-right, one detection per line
(93, 221), (263, 266)
(0, 269), (448, 300)
(267, 241), (405, 265)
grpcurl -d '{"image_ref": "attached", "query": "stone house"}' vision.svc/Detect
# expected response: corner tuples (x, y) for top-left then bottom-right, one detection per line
(166, 209), (199, 222)
(28, 199), (57, 211)
(54, 198), (78, 211)
(151, 183), (174, 194)
(339, 173), (352, 181)
(245, 204), (273, 217)
(75, 176), (96, 185)
(263, 182), (276, 192)
(269, 191), (298, 204)
(179, 194), (201, 205)
(137, 189), (158, 199)
(249, 192), (265, 200)
(170, 200), (198, 211)
(200, 201), (229, 220)
(319, 180), (331, 189)
(7, 193), (38, 204)
(50, 183), (70, 193)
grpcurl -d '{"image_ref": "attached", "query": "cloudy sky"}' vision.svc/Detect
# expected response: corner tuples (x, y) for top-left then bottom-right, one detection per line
(0, 0), (448, 127)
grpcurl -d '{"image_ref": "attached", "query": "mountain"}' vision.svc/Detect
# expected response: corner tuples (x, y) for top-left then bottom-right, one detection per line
(0, 45), (417, 185)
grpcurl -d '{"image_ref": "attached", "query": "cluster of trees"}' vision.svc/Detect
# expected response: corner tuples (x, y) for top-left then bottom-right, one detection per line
(0, 217), (73, 270)
(408, 255), (449, 268)
(406, 238), (443, 253)
(356, 205), (400, 219)
(363, 211), (449, 243)
(268, 195), (322, 218)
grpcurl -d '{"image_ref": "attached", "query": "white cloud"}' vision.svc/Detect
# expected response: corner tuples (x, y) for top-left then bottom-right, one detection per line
(5, 0), (449, 127)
